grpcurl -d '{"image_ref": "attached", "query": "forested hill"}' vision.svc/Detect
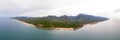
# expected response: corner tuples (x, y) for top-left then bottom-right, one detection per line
(12, 14), (109, 30)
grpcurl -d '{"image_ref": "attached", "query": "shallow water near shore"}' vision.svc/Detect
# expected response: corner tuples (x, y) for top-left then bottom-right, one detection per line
(0, 18), (120, 40)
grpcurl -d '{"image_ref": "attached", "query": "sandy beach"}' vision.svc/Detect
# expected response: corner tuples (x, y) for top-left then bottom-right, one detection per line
(15, 20), (36, 27)
(54, 28), (74, 30)
(15, 19), (74, 30)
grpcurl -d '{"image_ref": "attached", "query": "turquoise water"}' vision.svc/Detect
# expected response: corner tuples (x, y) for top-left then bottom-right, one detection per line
(0, 18), (120, 40)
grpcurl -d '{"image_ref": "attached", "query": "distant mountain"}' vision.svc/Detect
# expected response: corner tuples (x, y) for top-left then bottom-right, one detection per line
(13, 13), (109, 23)
(13, 13), (108, 22)
(74, 14), (108, 21)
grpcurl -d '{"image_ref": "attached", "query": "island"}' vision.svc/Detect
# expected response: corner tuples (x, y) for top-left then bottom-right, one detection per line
(12, 14), (109, 30)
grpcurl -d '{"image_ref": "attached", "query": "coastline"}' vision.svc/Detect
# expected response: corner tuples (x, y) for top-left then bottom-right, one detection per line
(15, 19), (36, 27)
(15, 19), (75, 30)
(54, 28), (74, 30)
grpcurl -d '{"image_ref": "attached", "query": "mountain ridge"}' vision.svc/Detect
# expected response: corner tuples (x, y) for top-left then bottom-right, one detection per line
(12, 13), (109, 30)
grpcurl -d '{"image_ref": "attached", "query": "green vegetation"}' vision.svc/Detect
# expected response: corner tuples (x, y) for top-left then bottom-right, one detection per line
(18, 18), (84, 28)
(13, 14), (108, 30)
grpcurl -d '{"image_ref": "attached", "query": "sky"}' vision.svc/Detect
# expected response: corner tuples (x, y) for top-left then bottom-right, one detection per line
(0, 0), (120, 18)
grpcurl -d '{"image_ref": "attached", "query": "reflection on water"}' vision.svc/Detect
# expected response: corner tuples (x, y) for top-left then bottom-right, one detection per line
(0, 18), (120, 40)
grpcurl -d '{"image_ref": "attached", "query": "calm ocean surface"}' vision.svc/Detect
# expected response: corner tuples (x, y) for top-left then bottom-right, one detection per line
(0, 18), (120, 40)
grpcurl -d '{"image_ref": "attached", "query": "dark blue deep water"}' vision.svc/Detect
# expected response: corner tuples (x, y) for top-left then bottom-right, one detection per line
(0, 18), (120, 40)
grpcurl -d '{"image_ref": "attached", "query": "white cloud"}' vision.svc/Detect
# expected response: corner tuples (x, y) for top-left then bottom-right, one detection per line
(0, 0), (120, 18)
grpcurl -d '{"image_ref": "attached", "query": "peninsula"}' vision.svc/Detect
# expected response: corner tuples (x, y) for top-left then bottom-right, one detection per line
(12, 14), (109, 30)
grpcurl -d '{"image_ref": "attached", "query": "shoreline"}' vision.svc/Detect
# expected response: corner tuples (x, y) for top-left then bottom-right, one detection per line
(54, 28), (74, 30)
(15, 19), (36, 27)
(15, 19), (75, 30)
